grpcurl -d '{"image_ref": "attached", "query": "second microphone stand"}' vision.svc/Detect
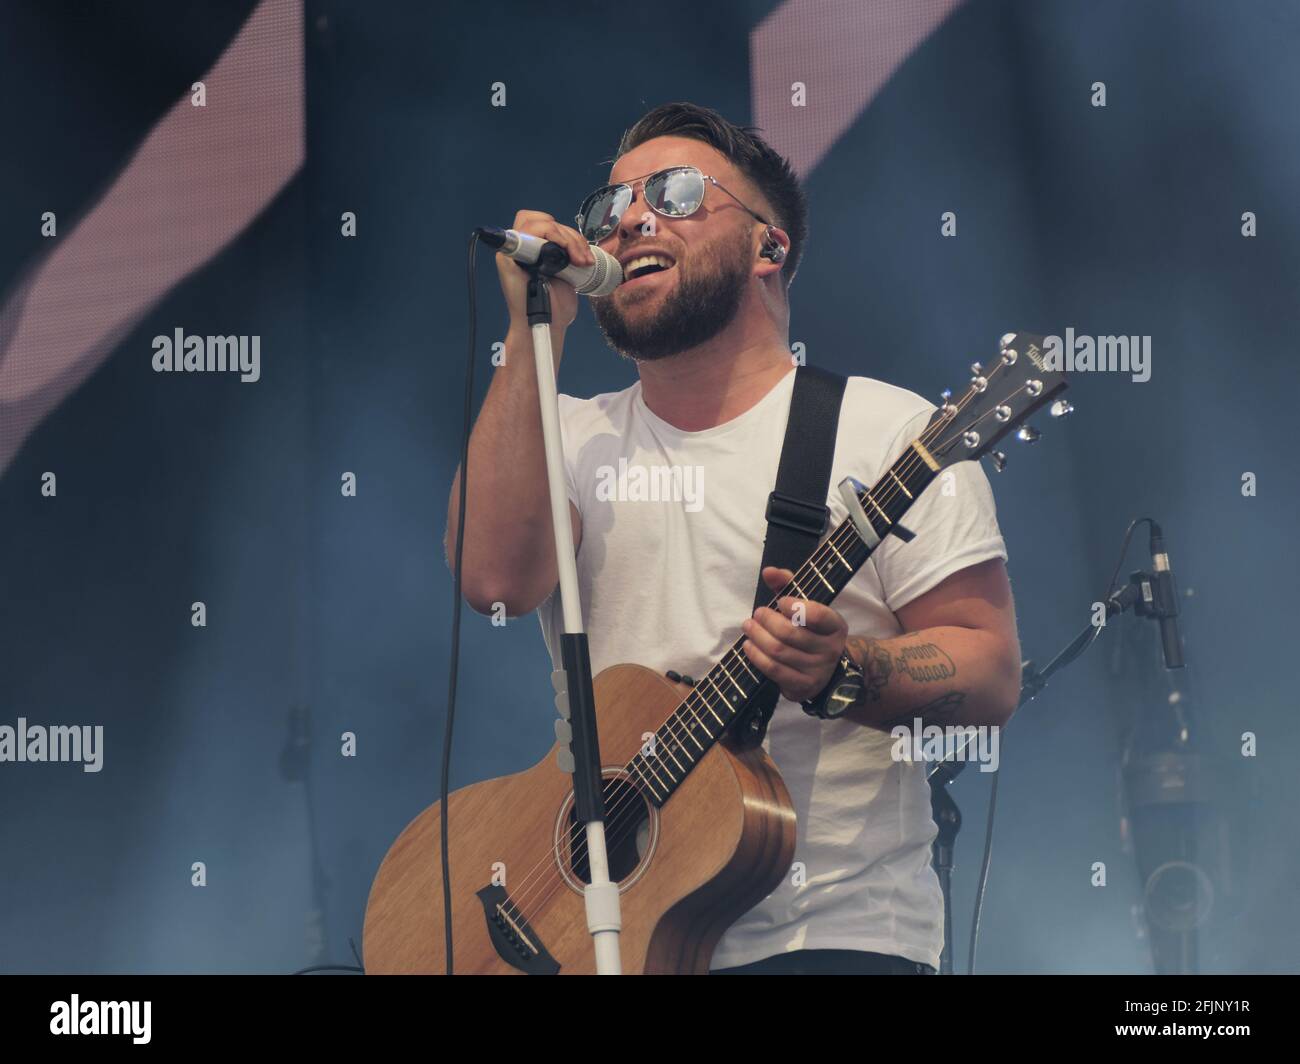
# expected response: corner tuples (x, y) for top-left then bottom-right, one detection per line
(928, 565), (1181, 973)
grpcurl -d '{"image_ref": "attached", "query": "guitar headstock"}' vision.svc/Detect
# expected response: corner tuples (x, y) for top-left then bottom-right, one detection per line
(924, 332), (1070, 471)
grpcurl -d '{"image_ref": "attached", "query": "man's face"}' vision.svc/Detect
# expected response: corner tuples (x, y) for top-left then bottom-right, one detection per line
(588, 136), (764, 363)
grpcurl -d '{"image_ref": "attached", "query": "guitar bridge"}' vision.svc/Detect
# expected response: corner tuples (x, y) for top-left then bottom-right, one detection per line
(475, 884), (560, 975)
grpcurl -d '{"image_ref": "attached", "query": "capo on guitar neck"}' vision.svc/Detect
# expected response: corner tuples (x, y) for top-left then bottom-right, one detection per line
(838, 475), (917, 547)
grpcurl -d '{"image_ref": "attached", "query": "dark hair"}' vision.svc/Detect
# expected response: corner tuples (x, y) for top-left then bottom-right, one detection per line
(612, 102), (808, 288)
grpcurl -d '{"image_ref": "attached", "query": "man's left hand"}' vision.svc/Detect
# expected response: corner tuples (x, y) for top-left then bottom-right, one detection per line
(741, 566), (848, 704)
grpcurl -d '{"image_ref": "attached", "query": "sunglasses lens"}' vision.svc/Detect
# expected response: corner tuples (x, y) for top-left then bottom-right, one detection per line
(645, 168), (705, 217)
(578, 185), (632, 241)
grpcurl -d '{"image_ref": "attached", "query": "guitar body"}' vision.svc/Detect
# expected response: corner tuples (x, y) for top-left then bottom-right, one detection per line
(363, 663), (796, 974)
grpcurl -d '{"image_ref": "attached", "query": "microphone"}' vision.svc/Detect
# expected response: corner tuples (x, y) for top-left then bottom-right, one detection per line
(1148, 522), (1185, 669)
(476, 226), (622, 296)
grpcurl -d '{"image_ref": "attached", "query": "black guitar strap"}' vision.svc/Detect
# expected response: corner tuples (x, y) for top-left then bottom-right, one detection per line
(732, 364), (848, 749)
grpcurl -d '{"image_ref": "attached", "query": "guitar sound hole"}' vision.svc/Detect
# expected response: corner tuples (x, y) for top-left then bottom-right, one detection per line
(567, 775), (652, 885)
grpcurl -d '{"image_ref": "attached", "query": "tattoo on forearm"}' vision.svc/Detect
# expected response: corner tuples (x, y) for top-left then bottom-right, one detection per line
(846, 636), (892, 702)
(846, 634), (963, 727)
(882, 692), (967, 731)
(893, 643), (957, 683)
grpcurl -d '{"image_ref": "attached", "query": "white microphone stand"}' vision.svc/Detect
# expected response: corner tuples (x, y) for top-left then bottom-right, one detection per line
(525, 265), (623, 975)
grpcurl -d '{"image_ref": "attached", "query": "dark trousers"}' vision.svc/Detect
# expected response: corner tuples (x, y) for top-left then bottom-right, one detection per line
(711, 949), (936, 975)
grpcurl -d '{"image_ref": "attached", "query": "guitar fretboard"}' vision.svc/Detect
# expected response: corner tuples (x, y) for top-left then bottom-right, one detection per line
(624, 440), (940, 807)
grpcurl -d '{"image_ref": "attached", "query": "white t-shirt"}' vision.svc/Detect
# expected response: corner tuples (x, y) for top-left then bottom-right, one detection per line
(537, 366), (1007, 971)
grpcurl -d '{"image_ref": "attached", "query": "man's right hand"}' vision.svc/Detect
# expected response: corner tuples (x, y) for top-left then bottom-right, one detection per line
(495, 210), (595, 332)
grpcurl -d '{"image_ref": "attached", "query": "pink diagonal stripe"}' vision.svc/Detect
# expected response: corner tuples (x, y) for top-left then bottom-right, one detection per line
(751, 0), (964, 179)
(0, 0), (304, 474)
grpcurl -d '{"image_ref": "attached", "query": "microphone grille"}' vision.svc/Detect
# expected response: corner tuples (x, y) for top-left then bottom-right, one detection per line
(578, 247), (623, 296)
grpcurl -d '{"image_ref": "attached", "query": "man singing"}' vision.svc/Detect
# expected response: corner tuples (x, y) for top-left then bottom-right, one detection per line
(446, 102), (1021, 975)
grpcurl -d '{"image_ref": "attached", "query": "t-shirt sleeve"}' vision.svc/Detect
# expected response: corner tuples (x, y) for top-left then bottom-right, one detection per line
(556, 392), (581, 511)
(868, 407), (1008, 613)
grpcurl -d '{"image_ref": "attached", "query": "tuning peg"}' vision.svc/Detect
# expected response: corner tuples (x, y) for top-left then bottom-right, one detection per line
(1016, 425), (1041, 444)
(1050, 399), (1074, 418)
(988, 450), (1007, 472)
(970, 361), (983, 376)
(962, 430), (981, 449)
(999, 333), (1016, 350)
(938, 388), (954, 411)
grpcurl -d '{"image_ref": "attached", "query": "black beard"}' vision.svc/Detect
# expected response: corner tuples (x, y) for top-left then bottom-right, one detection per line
(591, 230), (751, 362)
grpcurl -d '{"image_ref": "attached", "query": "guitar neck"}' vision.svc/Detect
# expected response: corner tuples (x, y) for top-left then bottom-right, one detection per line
(624, 440), (941, 807)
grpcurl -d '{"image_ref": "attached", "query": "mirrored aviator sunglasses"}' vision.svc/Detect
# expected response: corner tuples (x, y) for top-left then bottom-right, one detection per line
(575, 166), (708, 243)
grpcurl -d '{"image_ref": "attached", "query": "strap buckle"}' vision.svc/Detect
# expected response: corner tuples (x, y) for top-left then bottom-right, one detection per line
(764, 490), (829, 538)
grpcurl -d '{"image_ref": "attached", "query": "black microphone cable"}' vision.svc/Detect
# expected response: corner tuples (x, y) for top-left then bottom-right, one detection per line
(436, 230), (483, 974)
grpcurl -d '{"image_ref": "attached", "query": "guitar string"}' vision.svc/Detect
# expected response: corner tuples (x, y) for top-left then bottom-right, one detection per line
(492, 368), (1031, 936)
(496, 375), (1028, 935)
(493, 375), (1025, 934)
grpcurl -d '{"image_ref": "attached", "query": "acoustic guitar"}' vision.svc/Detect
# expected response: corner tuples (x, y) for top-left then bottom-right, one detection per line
(364, 332), (1067, 974)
